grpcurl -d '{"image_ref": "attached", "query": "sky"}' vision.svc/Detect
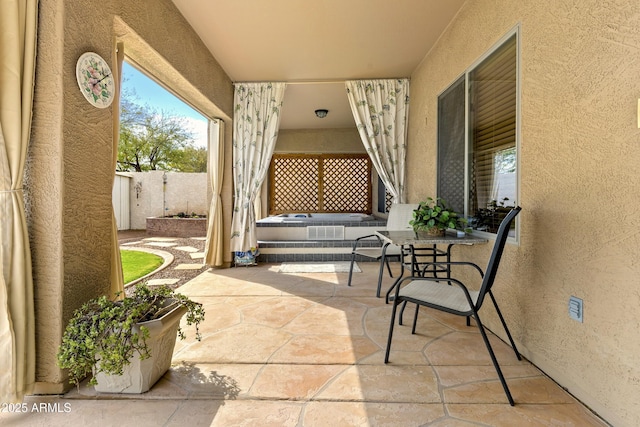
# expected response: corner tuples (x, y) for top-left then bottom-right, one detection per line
(122, 62), (209, 148)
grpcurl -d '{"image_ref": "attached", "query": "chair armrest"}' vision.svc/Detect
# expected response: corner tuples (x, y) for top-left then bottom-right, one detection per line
(420, 261), (484, 278)
(351, 234), (383, 251)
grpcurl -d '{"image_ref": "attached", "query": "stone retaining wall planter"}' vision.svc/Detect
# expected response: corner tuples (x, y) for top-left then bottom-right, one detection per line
(146, 217), (207, 237)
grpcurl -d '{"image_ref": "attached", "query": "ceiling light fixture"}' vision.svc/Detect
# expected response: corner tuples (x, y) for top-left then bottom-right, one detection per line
(315, 109), (329, 118)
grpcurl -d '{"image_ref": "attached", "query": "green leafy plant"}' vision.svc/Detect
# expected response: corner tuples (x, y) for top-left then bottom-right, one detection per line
(57, 283), (205, 387)
(410, 197), (470, 233)
(472, 197), (515, 233)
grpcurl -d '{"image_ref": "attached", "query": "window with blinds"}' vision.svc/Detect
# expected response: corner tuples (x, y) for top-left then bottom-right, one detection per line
(469, 33), (517, 216)
(437, 29), (518, 236)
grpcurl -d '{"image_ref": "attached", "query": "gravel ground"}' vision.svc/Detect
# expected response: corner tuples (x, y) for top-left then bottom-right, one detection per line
(118, 230), (209, 290)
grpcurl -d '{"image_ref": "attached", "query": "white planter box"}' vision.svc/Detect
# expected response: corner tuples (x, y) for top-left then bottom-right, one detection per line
(93, 303), (187, 393)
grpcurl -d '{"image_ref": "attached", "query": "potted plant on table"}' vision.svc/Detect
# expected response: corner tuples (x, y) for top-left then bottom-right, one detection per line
(57, 283), (205, 393)
(410, 197), (470, 236)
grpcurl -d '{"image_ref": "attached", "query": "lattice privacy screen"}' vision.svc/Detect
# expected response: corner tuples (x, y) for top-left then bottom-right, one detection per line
(385, 190), (393, 213)
(269, 154), (372, 214)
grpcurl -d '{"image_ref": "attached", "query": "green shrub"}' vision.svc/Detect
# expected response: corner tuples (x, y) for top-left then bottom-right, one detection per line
(57, 283), (204, 386)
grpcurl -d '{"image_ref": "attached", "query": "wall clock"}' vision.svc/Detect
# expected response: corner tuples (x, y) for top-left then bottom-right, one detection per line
(75, 52), (115, 108)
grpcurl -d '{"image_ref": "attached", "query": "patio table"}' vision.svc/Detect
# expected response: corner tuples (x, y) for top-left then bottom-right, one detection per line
(376, 230), (489, 303)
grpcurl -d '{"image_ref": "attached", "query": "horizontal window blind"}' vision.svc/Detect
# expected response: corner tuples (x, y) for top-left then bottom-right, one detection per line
(469, 34), (517, 213)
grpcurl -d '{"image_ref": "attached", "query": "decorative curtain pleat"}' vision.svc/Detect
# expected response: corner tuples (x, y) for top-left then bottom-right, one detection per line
(230, 82), (286, 252)
(345, 79), (409, 204)
(0, 0), (37, 403)
(110, 42), (125, 299)
(204, 119), (224, 266)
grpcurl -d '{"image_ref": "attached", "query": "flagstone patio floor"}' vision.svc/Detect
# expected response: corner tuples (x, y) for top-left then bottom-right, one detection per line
(2, 262), (608, 426)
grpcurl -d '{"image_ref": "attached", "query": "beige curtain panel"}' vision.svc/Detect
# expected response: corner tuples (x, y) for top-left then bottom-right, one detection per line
(110, 42), (125, 299)
(0, 0), (38, 402)
(204, 119), (224, 267)
(230, 82), (286, 253)
(345, 79), (410, 204)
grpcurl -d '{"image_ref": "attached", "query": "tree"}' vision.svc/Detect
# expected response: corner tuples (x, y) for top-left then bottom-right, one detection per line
(117, 86), (204, 172)
(168, 146), (207, 173)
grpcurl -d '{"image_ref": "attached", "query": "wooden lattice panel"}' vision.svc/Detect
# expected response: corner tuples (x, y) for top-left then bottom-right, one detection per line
(270, 156), (319, 212)
(269, 154), (372, 214)
(323, 157), (370, 212)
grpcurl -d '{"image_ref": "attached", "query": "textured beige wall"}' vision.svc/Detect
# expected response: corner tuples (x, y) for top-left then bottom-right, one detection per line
(408, 1), (640, 425)
(27, 0), (233, 391)
(126, 172), (208, 230)
(275, 128), (365, 153)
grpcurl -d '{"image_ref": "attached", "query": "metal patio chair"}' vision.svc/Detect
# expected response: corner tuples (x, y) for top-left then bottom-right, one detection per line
(384, 206), (522, 405)
(347, 203), (416, 297)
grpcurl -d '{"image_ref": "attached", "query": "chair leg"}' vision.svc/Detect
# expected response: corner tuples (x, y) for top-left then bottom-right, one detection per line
(385, 256), (394, 278)
(384, 298), (401, 363)
(474, 312), (516, 406)
(347, 253), (356, 287)
(398, 300), (409, 325)
(411, 304), (420, 334)
(489, 292), (522, 360)
(376, 255), (387, 298)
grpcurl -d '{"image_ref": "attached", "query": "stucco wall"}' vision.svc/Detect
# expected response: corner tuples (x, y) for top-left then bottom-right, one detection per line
(126, 171), (208, 230)
(408, 1), (640, 425)
(27, 0), (233, 392)
(275, 128), (364, 153)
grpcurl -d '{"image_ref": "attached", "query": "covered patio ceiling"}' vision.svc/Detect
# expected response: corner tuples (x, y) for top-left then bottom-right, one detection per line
(170, 0), (466, 129)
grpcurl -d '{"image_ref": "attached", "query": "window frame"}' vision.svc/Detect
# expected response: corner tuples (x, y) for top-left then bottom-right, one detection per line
(437, 26), (521, 243)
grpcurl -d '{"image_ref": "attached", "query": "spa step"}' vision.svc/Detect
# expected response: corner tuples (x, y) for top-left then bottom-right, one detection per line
(257, 239), (383, 263)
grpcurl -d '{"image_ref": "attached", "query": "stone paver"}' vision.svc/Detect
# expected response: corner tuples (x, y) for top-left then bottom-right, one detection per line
(174, 263), (205, 270)
(175, 246), (199, 253)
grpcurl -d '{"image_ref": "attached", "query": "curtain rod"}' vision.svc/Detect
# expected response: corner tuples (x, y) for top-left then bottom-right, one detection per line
(232, 79), (344, 85)
(232, 77), (409, 86)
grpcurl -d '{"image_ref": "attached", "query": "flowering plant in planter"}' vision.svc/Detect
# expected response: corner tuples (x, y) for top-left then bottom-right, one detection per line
(410, 197), (470, 235)
(57, 283), (205, 388)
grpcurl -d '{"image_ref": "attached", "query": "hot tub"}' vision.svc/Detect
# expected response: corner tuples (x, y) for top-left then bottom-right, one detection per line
(257, 213), (375, 223)
(256, 212), (388, 262)
(256, 212), (385, 241)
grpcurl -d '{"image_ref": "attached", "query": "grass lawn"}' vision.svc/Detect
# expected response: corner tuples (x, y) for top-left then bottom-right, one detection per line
(121, 249), (164, 284)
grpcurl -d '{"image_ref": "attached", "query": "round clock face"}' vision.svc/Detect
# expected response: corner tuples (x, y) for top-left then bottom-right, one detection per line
(75, 52), (115, 108)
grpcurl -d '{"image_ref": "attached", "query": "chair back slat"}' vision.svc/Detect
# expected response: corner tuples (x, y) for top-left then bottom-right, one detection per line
(386, 204), (418, 231)
(475, 206), (521, 308)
